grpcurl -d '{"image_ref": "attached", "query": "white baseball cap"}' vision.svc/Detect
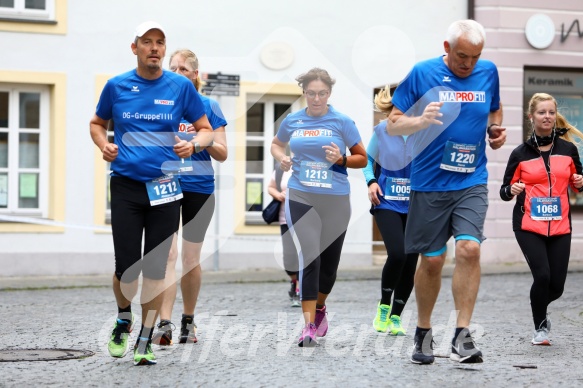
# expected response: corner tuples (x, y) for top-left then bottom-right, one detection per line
(133, 21), (166, 41)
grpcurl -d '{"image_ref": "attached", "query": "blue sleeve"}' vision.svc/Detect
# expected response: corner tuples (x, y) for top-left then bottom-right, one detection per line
(207, 98), (228, 130)
(277, 115), (292, 142)
(343, 118), (362, 148)
(391, 67), (418, 115)
(95, 81), (114, 120)
(489, 64), (501, 112)
(183, 82), (206, 124)
(363, 132), (378, 183)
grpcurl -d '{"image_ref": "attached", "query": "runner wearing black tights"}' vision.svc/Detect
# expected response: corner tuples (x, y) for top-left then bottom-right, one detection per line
(365, 86), (417, 335)
(500, 92), (583, 345)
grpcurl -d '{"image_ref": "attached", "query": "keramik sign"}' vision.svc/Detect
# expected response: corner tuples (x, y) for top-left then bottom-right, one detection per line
(524, 71), (583, 93)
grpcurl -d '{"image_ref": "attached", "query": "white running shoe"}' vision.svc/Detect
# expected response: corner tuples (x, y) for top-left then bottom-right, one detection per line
(532, 328), (551, 346)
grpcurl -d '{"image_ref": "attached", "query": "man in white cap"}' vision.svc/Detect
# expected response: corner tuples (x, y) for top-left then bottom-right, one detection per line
(90, 21), (213, 366)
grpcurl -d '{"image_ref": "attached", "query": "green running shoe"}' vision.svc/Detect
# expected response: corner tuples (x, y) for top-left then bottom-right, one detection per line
(388, 315), (406, 336)
(372, 302), (391, 333)
(133, 338), (157, 366)
(108, 314), (135, 358)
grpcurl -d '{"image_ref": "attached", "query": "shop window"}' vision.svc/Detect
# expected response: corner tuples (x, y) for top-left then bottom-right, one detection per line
(524, 66), (583, 208)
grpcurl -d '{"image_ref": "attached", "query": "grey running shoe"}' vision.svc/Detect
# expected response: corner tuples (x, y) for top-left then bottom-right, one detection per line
(410, 329), (435, 365)
(291, 294), (300, 307)
(152, 319), (174, 346)
(179, 315), (198, 344)
(532, 328), (551, 346)
(288, 281), (300, 307)
(450, 329), (483, 363)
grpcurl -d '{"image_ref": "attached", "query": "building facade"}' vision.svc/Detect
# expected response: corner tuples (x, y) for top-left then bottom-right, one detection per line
(0, 0), (582, 276)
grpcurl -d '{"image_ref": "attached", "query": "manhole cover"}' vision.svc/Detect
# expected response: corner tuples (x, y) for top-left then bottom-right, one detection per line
(0, 348), (94, 362)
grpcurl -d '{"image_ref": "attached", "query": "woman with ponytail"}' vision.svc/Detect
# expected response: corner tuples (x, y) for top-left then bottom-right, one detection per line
(500, 92), (583, 345)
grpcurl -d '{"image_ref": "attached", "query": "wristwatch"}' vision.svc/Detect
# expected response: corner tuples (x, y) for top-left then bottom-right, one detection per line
(487, 123), (498, 137)
(193, 142), (201, 154)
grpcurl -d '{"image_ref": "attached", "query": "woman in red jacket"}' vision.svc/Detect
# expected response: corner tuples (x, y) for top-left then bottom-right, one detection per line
(500, 93), (583, 346)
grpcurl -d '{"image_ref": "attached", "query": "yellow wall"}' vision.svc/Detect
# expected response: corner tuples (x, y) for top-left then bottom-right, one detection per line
(0, 0), (67, 35)
(92, 74), (112, 231)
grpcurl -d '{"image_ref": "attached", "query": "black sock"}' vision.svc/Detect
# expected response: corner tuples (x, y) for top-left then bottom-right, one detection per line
(316, 304), (324, 310)
(390, 299), (406, 317)
(415, 327), (431, 338)
(117, 304), (132, 321)
(453, 327), (467, 345)
(135, 333), (150, 353)
(182, 314), (194, 323)
(138, 326), (154, 342)
(380, 287), (393, 307)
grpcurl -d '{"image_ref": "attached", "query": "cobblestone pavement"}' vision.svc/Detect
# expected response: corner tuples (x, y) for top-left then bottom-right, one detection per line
(1, 266), (582, 387)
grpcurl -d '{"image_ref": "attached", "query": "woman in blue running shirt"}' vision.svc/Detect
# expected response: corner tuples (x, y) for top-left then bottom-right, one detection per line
(364, 86), (418, 336)
(271, 68), (367, 347)
(152, 49), (228, 346)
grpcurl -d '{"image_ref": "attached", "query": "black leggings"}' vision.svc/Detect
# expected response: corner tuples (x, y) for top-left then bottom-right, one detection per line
(110, 176), (181, 282)
(514, 230), (571, 329)
(181, 192), (214, 243)
(374, 209), (418, 316)
(286, 189), (351, 301)
(280, 224), (299, 277)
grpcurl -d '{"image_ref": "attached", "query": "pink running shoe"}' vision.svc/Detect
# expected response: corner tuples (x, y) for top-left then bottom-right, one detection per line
(315, 305), (328, 337)
(298, 323), (318, 347)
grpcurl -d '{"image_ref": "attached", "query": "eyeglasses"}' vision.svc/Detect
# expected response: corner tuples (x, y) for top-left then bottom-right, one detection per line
(304, 90), (330, 99)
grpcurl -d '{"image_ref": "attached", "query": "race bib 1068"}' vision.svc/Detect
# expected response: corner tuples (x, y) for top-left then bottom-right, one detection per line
(530, 196), (562, 221)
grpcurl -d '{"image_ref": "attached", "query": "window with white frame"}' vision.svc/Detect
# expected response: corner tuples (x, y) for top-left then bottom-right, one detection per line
(244, 94), (301, 224)
(0, 0), (55, 21)
(0, 84), (49, 217)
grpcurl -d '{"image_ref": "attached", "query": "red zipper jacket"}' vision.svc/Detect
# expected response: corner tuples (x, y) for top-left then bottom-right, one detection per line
(500, 135), (583, 236)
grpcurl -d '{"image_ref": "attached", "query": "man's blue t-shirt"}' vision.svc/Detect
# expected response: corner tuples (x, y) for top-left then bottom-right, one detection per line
(178, 94), (227, 194)
(391, 56), (500, 192)
(95, 69), (206, 182)
(277, 105), (361, 196)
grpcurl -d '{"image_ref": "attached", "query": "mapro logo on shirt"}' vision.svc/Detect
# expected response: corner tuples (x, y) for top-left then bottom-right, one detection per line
(154, 99), (175, 105)
(439, 91), (486, 103)
(291, 129), (333, 137)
